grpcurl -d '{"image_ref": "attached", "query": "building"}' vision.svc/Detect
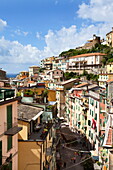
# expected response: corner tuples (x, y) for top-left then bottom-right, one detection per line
(52, 57), (69, 72)
(106, 27), (113, 47)
(18, 103), (56, 170)
(65, 85), (89, 134)
(76, 34), (101, 50)
(0, 69), (6, 80)
(68, 53), (106, 74)
(98, 73), (113, 88)
(0, 88), (22, 170)
(56, 78), (79, 117)
(29, 66), (40, 77)
(17, 71), (29, 80)
(106, 63), (113, 73)
(40, 56), (55, 70)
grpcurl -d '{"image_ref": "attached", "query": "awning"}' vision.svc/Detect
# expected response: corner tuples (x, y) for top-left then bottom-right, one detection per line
(32, 111), (44, 121)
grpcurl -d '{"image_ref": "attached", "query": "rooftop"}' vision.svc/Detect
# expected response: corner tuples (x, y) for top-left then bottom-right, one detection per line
(18, 104), (43, 122)
(70, 53), (106, 59)
(107, 79), (113, 83)
(29, 122), (53, 141)
(57, 78), (79, 85)
(75, 82), (88, 88)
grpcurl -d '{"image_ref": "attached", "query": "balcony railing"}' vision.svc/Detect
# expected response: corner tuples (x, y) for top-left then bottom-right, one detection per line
(4, 118), (22, 136)
(0, 89), (15, 101)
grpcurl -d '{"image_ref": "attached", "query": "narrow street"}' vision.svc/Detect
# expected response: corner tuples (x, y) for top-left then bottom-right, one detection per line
(56, 123), (92, 170)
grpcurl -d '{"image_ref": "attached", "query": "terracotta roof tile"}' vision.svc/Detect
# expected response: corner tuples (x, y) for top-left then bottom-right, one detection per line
(70, 53), (106, 59)
(75, 82), (88, 88)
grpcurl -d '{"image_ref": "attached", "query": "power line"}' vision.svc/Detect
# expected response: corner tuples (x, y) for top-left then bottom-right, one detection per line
(63, 145), (90, 153)
(63, 156), (92, 170)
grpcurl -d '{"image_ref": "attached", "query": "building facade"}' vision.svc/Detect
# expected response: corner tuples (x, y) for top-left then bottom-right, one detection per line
(0, 89), (22, 170)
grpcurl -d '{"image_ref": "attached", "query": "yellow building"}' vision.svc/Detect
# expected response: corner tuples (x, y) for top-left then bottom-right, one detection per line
(106, 62), (113, 73)
(18, 104), (56, 170)
(106, 27), (113, 47)
(98, 73), (113, 87)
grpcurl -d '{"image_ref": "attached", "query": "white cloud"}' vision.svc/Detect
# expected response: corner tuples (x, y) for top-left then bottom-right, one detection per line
(77, 0), (113, 22)
(14, 29), (28, 36)
(0, 22), (112, 73)
(0, 19), (7, 31)
(36, 32), (41, 39)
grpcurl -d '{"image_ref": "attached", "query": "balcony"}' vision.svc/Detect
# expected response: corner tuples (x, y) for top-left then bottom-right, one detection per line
(0, 89), (15, 101)
(29, 123), (53, 141)
(4, 119), (22, 136)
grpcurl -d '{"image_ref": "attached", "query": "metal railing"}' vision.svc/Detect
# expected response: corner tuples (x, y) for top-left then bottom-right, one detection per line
(0, 89), (15, 101)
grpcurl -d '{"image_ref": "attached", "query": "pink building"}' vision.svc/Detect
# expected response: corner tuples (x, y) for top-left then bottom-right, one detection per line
(0, 89), (22, 170)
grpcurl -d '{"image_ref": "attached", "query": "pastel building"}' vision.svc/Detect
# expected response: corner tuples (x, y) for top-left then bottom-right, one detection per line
(52, 57), (69, 72)
(18, 103), (56, 170)
(40, 56), (55, 70)
(0, 88), (22, 170)
(68, 53), (106, 74)
(106, 27), (113, 47)
(56, 79), (79, 117)
(29, 66), (40, 77)
(98, 73), (113, 88)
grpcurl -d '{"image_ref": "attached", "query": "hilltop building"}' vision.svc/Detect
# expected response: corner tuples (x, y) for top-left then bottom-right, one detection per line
(106, 27), (113, 47)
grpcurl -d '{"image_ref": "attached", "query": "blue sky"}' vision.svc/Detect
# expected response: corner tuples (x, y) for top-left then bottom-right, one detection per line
(0, 0), (112, 73)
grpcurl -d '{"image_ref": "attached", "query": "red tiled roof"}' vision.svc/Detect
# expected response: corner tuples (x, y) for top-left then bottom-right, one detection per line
(70, 53), (106, 59)
(107, 79), (113, 83)
(75, 82), (88, 88)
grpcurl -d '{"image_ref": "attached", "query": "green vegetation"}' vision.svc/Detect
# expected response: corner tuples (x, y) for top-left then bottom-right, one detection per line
(24, 90), (34, 96)
(64, 71), (99, 82)
(64, 72), (77, 80)
(38, 68), (45, 73)
(59, 43), (113, 65)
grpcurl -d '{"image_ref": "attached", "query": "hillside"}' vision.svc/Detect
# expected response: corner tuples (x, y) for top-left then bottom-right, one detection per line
(59, 44), (113, 65)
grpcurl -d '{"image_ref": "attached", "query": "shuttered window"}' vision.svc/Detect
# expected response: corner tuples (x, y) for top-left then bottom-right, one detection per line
(7, 136), (12, 151)
(7, 105), (12, 130)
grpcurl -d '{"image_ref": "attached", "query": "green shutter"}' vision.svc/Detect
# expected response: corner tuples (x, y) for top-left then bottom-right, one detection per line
(7, 136), (12, 151)
(8, 161), (12, 170)
(7, 105), (12, 130)
(88, 120), (91, 126)
(95, 114), (97, 120)
(0, 141), (2, 165)
(92, 111), (94, 117)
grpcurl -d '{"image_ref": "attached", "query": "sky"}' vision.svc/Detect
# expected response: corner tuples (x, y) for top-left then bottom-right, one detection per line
(0, 0), (113, 73)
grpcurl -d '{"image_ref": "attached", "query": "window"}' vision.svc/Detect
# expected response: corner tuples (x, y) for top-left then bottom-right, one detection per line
(92, 111), (94, 117)
(88, 120), (91, 126)
(89, 131), (91, 136)
(7, 136), (12, 151)
(96, 101), (98, 108)
(90, 109), (91, 115)
(7, 105), (12, 130)
(95, 114), (97, 120)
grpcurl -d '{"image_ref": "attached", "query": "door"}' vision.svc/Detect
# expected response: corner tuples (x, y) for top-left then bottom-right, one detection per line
(7, 105), (12, 130)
